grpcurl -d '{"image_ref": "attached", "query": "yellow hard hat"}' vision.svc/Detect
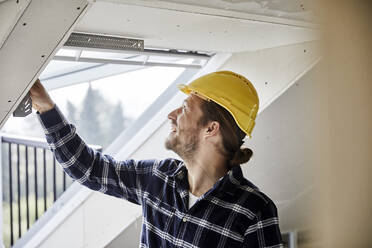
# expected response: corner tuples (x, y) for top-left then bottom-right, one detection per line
(178, 71), (259, 138)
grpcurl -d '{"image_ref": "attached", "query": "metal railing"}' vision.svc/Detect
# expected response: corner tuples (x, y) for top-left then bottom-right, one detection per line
(0, 133), (101, 247)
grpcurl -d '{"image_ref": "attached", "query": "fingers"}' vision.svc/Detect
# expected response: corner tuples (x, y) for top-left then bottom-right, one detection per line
(29, 78), (55, 113)
(35, 79), (42, 89)
(30, 79), (44, 95)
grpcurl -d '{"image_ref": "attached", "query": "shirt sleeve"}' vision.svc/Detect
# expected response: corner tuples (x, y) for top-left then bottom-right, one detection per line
(37, 104), (156, 205)
(244, 200), (283, 248)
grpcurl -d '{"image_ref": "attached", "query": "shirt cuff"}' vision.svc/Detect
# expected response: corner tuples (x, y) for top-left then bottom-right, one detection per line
(36, 104), (69, 134)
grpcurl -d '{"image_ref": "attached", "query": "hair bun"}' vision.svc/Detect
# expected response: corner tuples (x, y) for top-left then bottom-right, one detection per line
(230, 147), (253, 166)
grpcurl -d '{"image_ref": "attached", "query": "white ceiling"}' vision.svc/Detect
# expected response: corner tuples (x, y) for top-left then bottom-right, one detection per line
(150, 0), (316, 21)
(0, 0), (31, 49)
(74, 0), (319, 53)
(0, 0), (89, 129)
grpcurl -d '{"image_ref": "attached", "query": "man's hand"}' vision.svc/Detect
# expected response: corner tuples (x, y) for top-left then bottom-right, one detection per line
(29, 79), (55, 114)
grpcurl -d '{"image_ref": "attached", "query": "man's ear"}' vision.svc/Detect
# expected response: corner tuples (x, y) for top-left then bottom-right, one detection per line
(204, 121), (220, 137)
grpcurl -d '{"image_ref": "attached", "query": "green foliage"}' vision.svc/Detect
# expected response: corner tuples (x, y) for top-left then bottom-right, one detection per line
(3, 195), (57, 248)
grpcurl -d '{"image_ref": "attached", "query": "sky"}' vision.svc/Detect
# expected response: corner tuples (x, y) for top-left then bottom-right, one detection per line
(49, 65), (186, 118)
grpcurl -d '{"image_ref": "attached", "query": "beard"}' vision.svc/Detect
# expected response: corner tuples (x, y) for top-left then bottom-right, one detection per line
(164, 127), (200, 161)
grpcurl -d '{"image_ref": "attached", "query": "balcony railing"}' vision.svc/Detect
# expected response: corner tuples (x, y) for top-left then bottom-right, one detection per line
(0, 133), (101, 248)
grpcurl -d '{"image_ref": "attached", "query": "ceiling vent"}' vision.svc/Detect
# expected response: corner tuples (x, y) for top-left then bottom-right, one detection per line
(64, 32), (144, 52)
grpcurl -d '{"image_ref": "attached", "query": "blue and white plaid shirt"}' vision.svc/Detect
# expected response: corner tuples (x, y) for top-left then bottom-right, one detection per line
(38, 105), (283, 248)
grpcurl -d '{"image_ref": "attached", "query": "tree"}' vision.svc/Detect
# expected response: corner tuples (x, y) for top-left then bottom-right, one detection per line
(78, 83), (104, 146)
(66, 100), (77, 125)
(67, 83), (131, 148)
(105, 102), (126, 145)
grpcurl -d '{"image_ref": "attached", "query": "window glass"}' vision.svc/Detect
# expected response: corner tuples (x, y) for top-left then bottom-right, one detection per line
(1, 56), (204, 149)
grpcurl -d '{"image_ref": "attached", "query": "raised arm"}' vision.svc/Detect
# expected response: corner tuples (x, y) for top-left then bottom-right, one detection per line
(30, 79), (156, 205)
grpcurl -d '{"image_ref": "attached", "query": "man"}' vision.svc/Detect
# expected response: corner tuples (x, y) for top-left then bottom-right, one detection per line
(30, 71), (283, 247)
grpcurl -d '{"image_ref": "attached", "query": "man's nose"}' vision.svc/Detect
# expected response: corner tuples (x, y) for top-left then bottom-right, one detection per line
(167, 107), (181, 120)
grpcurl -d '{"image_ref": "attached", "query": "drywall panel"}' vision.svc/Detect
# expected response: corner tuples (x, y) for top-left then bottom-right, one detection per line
(0, 0), (89, 129)
(38, 206), (85, 248)
(150, 0), (316, 22)
(83, 193), (141, 248)
(220, 40), (321, 112)
(99, 0), (317, 27)
(33, 191), (141, 248)
(106, 217), (142, 248)
(0, 0), (31, 49)
(245, 64), (326, 232)
(75, 1), (319, 53)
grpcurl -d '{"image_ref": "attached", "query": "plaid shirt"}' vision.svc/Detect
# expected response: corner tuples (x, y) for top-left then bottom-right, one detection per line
(38, 105), (283, 248)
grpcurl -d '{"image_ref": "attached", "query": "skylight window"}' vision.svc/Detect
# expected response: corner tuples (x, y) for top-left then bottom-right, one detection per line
(1, 47), (210, 150)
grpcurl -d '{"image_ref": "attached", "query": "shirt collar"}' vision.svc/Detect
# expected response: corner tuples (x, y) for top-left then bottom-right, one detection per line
(172, 162), (189, 196)
(172, 161), (188, 180)
(218, 165), (245, 196)
(172, 162), (254, 197)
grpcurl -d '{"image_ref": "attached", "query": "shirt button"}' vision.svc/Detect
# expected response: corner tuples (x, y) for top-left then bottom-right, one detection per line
(182, 217), (187, 223)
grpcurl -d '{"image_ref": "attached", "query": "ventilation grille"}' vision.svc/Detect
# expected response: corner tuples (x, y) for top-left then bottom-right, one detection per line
(64, 32), (144, 51)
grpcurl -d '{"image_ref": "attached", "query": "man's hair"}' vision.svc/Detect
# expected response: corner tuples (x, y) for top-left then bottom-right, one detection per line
(197, 99), (253, 169)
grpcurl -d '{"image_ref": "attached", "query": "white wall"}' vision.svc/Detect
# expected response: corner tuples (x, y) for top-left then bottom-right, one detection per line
(38, 193), (141, 248)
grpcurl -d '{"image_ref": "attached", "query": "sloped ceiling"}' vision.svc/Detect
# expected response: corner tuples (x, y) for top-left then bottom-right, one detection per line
(151, 0), (316, 22)
(74, 0), (319, 53)
(0, 0), (31, 49)
(0, 0), (89, 129)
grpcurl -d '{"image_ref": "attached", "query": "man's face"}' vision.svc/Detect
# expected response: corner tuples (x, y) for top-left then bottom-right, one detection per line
(164, 94), (205, 160)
